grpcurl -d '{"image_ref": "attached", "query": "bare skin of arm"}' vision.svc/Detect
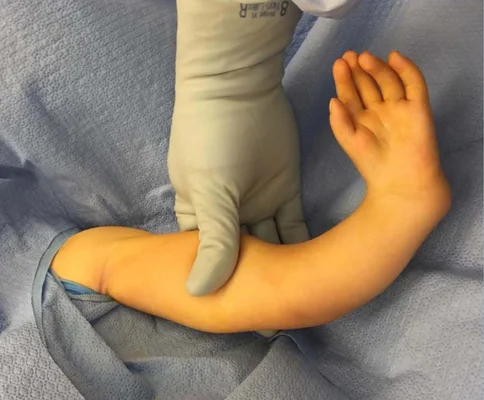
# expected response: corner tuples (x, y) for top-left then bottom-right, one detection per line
(52, 51), (451, 334)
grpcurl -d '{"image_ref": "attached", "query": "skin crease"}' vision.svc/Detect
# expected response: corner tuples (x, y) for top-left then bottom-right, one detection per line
(52, 51), (451, 334)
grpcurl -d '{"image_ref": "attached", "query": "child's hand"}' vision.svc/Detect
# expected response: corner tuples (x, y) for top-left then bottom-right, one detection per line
(330, 51), (450, 212)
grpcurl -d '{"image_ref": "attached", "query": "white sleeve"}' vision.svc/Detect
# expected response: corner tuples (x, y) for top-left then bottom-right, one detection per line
(287, 0), (360, 19)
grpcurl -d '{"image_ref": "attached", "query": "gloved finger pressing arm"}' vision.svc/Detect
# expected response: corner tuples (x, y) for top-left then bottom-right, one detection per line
(184, 189), (240, 296)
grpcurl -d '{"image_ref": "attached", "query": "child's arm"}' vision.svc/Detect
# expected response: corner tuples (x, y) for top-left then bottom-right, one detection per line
(52, 51), (451, 334)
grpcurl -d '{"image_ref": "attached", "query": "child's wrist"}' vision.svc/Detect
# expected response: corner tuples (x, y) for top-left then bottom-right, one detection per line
(364, 179), (451, 227)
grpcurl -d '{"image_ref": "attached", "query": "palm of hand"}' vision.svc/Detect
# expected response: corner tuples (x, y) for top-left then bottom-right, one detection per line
(330, 51), (444, 201)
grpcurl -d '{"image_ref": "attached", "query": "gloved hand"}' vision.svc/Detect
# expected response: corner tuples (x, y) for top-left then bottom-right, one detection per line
(168, 0), (309, 296)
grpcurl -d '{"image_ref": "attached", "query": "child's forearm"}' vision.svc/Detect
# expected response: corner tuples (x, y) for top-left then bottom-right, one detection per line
(279, 191), (449, 325)
(52, 193), (447, 334)
(101, 230), (287, 333)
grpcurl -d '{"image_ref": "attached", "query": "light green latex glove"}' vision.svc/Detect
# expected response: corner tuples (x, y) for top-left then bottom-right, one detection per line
(168, 0), (309, 297)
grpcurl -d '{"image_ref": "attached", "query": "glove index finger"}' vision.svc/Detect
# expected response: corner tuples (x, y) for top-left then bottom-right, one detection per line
(185, 190), (241, 296)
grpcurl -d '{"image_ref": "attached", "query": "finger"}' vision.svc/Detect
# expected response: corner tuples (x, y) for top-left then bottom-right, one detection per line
(388, 51), (429, 103)
(275, 195), (309, 244)
(248, 218), (280, 244)
(358, 52), (406, 101)
(329, 97), (356, 142)
(186, 191), (240, 296)
(342, 50), (382, 107)
(330, 98), (378, 157)
(333, 58), (364, 114)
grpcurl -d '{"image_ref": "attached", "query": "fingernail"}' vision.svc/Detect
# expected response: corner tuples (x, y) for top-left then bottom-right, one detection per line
(329, 98), (334, 113)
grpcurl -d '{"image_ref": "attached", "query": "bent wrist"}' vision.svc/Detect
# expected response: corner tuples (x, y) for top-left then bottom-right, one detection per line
(364, 177), (451, 227)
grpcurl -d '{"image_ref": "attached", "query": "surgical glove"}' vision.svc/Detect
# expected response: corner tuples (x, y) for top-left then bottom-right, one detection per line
(169, 0), (309, 296)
